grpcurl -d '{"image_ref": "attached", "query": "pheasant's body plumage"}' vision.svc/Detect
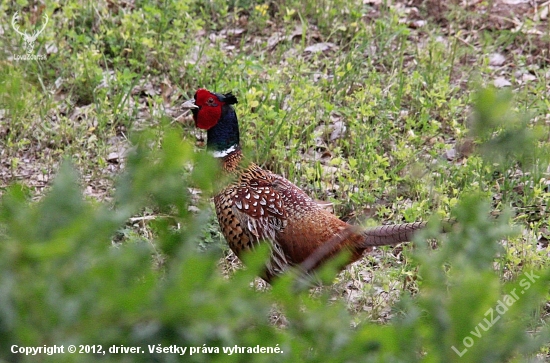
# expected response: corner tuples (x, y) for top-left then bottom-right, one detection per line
(213, 147), (369, 280)
(183, 89), (434, 282)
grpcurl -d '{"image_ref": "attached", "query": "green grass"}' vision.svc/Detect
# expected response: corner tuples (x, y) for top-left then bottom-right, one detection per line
(1, 0), (550, 361)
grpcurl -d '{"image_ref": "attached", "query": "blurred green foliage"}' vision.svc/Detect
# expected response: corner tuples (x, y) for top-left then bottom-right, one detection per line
(471, 88), (538, 167)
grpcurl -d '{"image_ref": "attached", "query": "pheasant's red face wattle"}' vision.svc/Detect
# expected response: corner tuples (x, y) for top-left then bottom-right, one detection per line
(193, 89), (223, 130)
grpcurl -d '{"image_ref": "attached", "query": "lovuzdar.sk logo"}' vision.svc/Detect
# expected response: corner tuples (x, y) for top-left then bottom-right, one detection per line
(11, 11), (48, 61)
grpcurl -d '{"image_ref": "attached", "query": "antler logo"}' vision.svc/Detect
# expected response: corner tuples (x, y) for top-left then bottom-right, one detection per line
(11, 12), (49, 54)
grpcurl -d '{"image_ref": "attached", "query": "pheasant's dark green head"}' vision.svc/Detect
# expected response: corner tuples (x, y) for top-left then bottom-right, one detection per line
(182, 89), (240, 156)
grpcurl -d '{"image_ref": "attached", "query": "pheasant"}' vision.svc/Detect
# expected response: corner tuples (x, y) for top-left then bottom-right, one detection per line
(182, 89), (439, 282)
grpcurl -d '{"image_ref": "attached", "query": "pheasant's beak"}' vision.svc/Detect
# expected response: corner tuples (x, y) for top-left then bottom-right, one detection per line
(181, 99), (199, 109)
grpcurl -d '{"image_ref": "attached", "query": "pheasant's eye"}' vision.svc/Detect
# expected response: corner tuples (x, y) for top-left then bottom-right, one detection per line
(207, 97), (215, 105)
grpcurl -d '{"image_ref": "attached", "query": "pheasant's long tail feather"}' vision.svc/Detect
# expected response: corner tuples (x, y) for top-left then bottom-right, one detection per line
(361, 222), (427, 247)
(361, 219), (456, 247)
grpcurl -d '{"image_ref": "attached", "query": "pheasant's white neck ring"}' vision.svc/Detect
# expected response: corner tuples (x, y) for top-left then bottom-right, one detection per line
(212, 144), (238, 158)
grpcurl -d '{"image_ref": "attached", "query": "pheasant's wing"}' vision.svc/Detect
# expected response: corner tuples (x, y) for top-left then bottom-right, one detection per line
(270, 174), (317, 210)
(229, 177), (290, 276)
(220, 165), (327, 278)
(234, 169), (323, 239)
